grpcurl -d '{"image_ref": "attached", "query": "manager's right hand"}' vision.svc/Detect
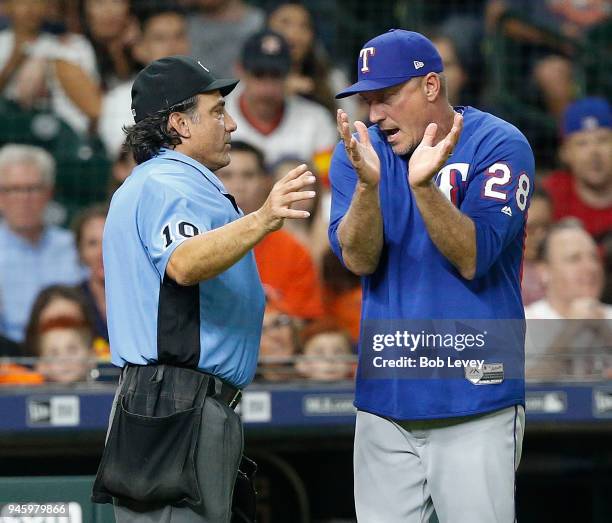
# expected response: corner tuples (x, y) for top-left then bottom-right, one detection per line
(337, 109), (381, 188)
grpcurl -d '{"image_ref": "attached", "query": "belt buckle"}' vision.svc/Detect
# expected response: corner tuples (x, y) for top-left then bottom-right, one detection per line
(229, 390), (242, 409)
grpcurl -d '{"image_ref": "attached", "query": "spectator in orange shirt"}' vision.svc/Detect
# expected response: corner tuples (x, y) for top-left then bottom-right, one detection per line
(543, 97), (612, 242)
(216, 141), (324, 320)
(321, 249), (362, 344)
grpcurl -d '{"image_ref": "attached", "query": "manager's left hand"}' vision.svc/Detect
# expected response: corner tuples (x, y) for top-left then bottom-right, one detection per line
(408, 112), (463, 189)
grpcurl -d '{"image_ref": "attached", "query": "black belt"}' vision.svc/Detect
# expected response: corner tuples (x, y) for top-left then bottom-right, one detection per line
(122, 364), (242, 410)
(215, 378), (242, 410)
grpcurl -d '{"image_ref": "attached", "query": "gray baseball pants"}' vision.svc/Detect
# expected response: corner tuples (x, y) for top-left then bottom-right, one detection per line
(354, 405), (525, 523)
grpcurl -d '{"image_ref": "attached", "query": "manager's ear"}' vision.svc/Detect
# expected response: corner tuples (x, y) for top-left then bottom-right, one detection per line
(168, 111), (191, 139)
(423, 73), (442, 102)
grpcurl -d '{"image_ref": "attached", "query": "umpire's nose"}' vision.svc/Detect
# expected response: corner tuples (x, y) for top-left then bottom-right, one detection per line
(225, 109), (238, 133)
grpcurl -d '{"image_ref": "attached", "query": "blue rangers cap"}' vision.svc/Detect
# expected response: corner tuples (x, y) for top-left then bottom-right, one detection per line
(336, 29), (444, 99)
(562, 97), (612, 137)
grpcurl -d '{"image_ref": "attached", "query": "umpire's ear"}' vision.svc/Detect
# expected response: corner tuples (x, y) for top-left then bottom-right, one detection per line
(167, 111), (191, 139)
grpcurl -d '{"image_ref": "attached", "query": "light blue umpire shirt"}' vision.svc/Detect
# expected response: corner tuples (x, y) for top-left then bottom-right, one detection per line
(103, 148), (265, 388)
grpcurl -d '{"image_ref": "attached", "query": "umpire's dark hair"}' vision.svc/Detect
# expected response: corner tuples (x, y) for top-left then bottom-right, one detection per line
(229, 141), (267, 174)
(123, 96), (199, 165)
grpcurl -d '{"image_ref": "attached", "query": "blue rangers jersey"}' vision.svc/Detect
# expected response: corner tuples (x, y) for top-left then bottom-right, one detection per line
(329, 106), (534, 420)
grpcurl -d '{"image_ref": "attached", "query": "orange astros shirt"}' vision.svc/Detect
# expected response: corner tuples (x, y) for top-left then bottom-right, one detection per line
(254, 229), (324, 320)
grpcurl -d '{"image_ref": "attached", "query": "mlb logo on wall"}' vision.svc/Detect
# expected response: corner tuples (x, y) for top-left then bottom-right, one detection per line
(414, 61), (424, 70)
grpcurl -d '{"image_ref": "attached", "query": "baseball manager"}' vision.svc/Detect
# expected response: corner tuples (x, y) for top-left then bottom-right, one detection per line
(329, 30), (534, 522)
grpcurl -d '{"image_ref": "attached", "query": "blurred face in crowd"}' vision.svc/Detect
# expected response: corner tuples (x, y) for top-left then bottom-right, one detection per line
(7, 0), (47, 34)
(37, 328), (93, 384)
(0, 161), (51, 238)
(79, 216), (105, 283)
(296, 332), (352, 381)
(84, 0), (130, 41)
(111, 152), (136, 184)
(259, 308), (298, 381)
(241, 70), (287, 114)
(268, 4), (314, 64)
(561, 127), (612, 190)
(432, 37), (466, 106)
(217, 149), (271, 214)
(543, 227), (604, 303)
(39, 298), (86, 326)
(361, 74), (441, 156)
(525, 195), (552, 261)
(196, 0), (225, 13)
(133, 12), (190, 65)
(172, 92), (237, 171)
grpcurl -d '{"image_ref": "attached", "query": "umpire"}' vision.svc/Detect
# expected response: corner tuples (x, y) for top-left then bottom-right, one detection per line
(92, 56), (315, 522)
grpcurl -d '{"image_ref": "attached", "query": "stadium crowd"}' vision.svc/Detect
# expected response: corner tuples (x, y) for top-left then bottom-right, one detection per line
(0, 0), (610, 385)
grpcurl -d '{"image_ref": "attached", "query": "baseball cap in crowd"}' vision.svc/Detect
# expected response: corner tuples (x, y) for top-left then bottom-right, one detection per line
(131, 55), (238, 122)
(561, 97), (612, 137)
(240, 29), (292, 76)
(336, 29), (444, 99)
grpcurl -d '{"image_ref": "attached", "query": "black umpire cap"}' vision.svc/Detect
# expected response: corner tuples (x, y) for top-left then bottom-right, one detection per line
(131, 55), (239, 123)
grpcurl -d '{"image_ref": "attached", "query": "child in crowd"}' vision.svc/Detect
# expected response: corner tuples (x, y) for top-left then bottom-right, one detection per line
(296, 319), (354, 381)
(258, 303), (300, 382)
(35, 316), (95, 384)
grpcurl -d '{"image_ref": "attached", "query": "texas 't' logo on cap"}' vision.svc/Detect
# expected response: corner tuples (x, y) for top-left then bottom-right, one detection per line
(336, 30), (444, 99)
(360, 47), (376, 73)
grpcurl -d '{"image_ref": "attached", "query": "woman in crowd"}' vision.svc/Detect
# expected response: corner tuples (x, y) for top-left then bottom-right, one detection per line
(0, 0), (101, 134)
(78, 0), (137, 91)
(267, 1), (356, 117)
(258, 303), (301, 382)
(23, 284), (96, 358)
(72, 204), (108, 351)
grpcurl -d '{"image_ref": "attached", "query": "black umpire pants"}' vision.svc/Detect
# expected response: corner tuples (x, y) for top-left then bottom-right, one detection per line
(107, 365), (243, 523)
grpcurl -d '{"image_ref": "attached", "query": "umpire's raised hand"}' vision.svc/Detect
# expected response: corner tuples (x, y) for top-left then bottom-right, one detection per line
(256, 163), (316, 233)
(337, 109), (381, 187)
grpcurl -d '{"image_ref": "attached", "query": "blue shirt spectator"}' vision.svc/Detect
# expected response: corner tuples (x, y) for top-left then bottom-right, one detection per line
(0, 145), (82, 342)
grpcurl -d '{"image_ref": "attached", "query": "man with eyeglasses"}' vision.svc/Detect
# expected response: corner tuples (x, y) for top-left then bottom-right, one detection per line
(0, 144), (82, 343)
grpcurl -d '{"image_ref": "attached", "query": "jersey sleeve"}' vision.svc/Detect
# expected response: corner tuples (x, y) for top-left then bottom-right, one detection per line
(460, 136), (535, 279)
(137, 177), (213, 281)
(328, 141), (358, 265)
